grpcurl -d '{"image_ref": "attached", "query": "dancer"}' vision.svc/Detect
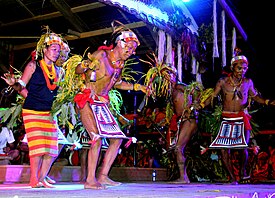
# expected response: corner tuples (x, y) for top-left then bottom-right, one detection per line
(1, 27), (66, 188)
(45, 41), (71, 185)
(200, 51), (275, 184)
(74, 21), (147, 189)
(169, 69), (202, 183)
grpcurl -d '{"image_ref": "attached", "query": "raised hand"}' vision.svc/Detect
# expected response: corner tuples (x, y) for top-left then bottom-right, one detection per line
(1, 72), (16, 86)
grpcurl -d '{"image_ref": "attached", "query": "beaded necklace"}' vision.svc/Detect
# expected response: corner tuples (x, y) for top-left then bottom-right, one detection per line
(39, 60), (58, 90)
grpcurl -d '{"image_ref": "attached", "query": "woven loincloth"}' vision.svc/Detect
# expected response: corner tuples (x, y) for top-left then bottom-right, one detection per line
(209, 117), (248, 148)
(90, 101), (127, 139)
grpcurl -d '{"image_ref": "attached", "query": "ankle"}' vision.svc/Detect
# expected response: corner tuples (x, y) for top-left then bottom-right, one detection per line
(99, 173), (108, 177)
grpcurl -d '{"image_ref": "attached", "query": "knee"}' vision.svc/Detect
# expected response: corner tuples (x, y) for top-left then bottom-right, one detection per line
(89, 139), (102, 149)
(110, 139), (123, 148)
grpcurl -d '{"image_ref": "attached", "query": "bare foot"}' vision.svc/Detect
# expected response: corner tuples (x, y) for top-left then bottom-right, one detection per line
(41, 179), (55, 188)
(230, 181), (239, 185)
(84, 181), (106, 190)
(98, 174), (122, 186)
(45, 176), (56, 184)
(30, 182), (43, 188)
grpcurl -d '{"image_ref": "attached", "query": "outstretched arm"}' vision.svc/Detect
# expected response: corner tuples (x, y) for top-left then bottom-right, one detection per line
(249, 79), (275, 106)
(199, 78), (223, 109)
(114, 81), (147, 94)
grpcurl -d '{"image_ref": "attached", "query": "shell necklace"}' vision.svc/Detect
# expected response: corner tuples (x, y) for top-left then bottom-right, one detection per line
(40, 59), (58, 90)
(229, 76), (243, 100)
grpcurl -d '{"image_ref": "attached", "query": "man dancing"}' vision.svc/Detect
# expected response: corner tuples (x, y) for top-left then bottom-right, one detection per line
(74, 21), (147, 189)
(200, 51), (275, 184)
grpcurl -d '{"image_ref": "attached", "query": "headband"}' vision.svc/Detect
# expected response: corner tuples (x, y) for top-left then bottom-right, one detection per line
(61, 42), (70, 52)
(231, 55), (248, 65)
(115, 31), (140, 46)
(35, 33), (65, 60)
(44, 33), (63, 46)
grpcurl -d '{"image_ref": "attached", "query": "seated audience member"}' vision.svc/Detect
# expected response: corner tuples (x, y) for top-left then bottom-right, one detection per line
(0, 123), (19, 165)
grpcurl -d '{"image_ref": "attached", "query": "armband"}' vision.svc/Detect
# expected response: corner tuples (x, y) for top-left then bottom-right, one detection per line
(265, 99), (270, 106)
(115, 80), (122, 85)
(133, 84), (141, 91)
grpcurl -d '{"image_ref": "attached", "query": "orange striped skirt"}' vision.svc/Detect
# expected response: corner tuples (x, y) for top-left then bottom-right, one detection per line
(22, 109), (58, 157)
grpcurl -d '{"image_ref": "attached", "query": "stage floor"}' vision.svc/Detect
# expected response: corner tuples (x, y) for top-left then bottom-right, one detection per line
(0, 182), (274, 198)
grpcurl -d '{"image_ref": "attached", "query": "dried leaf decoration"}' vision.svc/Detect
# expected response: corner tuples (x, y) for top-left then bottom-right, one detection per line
(141, 52), (175, 101)
(50, 54), (85, 128)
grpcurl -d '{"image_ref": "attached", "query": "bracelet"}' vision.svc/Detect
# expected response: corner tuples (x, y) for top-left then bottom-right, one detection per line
(133, 84), (141, 91)
(265, 99), (270, 105)
(17, 79), (26, 87)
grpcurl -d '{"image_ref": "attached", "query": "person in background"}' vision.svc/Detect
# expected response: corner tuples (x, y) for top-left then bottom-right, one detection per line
(44, 40), (71, 185)
(1, 27), (66, 188)
(74, 21), (147, 189)
(200, 51), (275, 184)
(0, 123), (19, 165)
(169, 68), (201, 184)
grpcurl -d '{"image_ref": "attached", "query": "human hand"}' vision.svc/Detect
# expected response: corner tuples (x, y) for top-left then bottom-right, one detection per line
(192, 102), (203, 111)
(133, 83), (147, 94)
(3, 147), (10, 153)
(1, 72), (16, 86)
(269, 100), (275, 106)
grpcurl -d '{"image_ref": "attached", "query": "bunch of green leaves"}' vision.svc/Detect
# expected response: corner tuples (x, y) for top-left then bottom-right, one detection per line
(198, 105), (222, 136)
(121, 58), (144, 83)
(50, 54), (85, 129)
(0, 95), (24, 129)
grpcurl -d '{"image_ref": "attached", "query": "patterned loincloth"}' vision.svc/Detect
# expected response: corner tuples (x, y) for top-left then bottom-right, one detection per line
(209, 117), (248, 148)
(90, 101), (127, 139)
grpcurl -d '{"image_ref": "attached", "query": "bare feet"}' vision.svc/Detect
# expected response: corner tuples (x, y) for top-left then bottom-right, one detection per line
(41, 179), (55, 188)
(45, 176), (56, 184)
(98, 174), (122, 186)
(30, 182), (43, 188)
(84, 181), (106, 190)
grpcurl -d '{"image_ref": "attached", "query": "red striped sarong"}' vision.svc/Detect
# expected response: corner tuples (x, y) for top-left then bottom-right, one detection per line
(22, 109), (58, 157)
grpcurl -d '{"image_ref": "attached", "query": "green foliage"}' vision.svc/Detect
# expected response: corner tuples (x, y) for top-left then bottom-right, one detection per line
(0, 95), (24, 129)
(198, 105), (223, 136)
